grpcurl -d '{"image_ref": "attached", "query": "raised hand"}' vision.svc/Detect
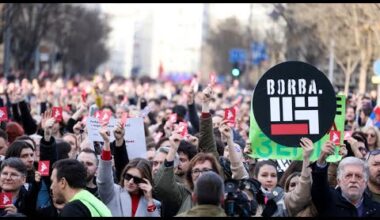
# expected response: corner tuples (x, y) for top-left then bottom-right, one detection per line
(139, 178), (154, 203)
(318, 140), (335, 165)
(99, 126), (110, 144)
(219, 120), (233, 141)
(114, 120), (125, 147)
(201, 86), (214, 104)
(169, 132), (182, 151)
(300, 137), (314, 160)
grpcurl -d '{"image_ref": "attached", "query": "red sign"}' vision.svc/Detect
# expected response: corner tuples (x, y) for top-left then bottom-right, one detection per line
(330, 131), (341, 145)
(0, 193), (12, 208)
(100, 110), (112, 125)
(0, 107), (8, 122)
(81, 89), (87, 103)
(344, 131), (352, 140)
(224, 107), (236, 127)
(177, 122), (188, 138)
(52, 107), (63, 122)
(38, 161), (50, 176)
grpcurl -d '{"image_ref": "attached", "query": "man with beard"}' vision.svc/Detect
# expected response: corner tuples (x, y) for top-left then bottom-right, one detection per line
(77, 148), (99, 198)
(311, 141), (380, 217)
(175, 141), (197, 184)
(366, 150), (380, 203)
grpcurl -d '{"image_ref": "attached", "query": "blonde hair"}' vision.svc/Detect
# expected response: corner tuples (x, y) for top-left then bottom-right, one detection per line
(362, 126), (380, 150)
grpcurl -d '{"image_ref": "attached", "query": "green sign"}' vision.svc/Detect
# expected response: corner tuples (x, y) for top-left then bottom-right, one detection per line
(249, 95), (346, 162)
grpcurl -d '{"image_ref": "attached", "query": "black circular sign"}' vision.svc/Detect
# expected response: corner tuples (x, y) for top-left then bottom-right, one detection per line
(252, 61), (336, 147)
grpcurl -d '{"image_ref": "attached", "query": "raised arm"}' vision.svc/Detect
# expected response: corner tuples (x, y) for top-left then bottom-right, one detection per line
(285, 137), (314, 216)
(219, 120), (248, 179)
(311, 140), (335, 215)
(198, 86), (218, 158)
(112, 120), (129, 182)
(97, 126), (116, 204)
(153, 132), (186, 214)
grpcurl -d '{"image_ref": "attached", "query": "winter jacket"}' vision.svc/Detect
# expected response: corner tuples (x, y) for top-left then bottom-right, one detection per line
(311, 162), (380, 217)
(176, 204), (226, 217)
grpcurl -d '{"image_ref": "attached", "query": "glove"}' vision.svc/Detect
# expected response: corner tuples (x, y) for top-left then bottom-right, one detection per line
(261, 199), (277, 217)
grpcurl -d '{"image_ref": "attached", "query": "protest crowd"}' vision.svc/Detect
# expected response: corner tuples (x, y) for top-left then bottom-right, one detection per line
(0, 70), (380, 218)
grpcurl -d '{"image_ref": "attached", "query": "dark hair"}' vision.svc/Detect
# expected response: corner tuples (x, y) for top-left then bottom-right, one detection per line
(5, 140), (34, 159)
(284, 172), (301, 192)
(178, 141), (197, 161)
(78, 148), (99, 166)
(56, 141), (72, 160)
(173, 105), (187, 119)
(278, 161), (302, 188)
(155, 137), (169, 150)
(194, 171), (224, 206)
(52, 159), (87, 189)
(345, 131), (369, 157)
(119, 158), (153, 191)
(15, 135), (37, 150)
(0, 128), (8, 141)
(186, 153), (224, 190)
(254, 160), (278, 178)
(1, 157), (27, 176)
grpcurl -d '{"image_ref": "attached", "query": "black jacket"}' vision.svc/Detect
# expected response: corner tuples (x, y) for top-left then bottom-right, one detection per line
(311, 162), (380, 217)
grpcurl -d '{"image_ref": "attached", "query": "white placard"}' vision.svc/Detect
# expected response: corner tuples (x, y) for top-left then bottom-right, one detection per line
(124, 117), (147, 159)
(86, 117), (103, 142)
(107, 117), (117, 143)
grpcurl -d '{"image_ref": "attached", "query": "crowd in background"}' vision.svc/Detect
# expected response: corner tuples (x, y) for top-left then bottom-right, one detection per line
(0, 71), (379, 217)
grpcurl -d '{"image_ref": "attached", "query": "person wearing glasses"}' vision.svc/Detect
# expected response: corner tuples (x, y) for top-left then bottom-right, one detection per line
(311, 140), (380, 217)
(0, 158), (36, 216)
(366, 149), (380, 203)
(97, 127), (160, 217)
(154, 131), (224, 217)
(362, 126), (380, 151)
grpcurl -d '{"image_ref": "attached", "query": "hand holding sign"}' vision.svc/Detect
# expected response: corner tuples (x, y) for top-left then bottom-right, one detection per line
(52, 107), (63, 122)
(114, 120), (125, 144)
(219, 120), (233, 141)
(38, 161), (50, 177)
(177, 122), (188, 138)
(0, 192), (12, 208)
(300, 137), (314, 160)
(224, 107), (236, 127)
(0, 107), (8, 122)
(99, 126), (110, 144)
(318, 141), (335, 165)
(169, 132), (182, 151)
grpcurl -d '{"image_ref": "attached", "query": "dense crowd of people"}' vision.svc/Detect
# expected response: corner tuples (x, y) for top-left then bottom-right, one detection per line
(0, 71), (379, 217)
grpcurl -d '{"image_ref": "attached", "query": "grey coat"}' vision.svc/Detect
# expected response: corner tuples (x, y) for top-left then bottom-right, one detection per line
(97, 159), (161, 217)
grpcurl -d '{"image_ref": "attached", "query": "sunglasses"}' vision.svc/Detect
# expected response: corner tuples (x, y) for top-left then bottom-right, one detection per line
(365, 133), (376, 138)
(124, 173), (145, 184)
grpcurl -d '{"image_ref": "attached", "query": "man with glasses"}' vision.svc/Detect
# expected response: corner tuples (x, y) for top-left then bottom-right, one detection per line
(154, 132), (224, 217)
(366, 149), (380, 203)
(311, 141), (380, 217)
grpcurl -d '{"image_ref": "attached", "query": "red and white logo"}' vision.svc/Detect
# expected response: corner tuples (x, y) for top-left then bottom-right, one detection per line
(330, 131), (341, 145)
(38, 161), (50, 176)
(224, 107), (236, 127)
(0, 193), (12, 207)
(52, 107), (63, 122)
(0, 107), (8, 122)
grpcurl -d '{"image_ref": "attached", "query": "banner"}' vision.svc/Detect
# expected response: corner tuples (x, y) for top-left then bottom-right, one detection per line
(249, 94), (345, 162)
(124, 117), (147, 160)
